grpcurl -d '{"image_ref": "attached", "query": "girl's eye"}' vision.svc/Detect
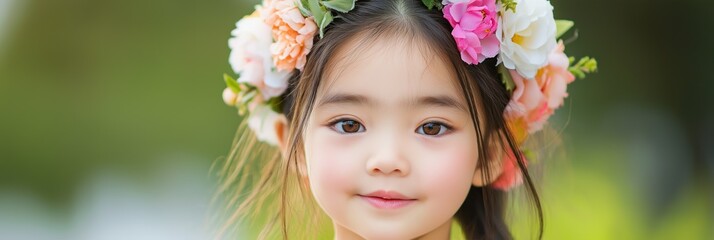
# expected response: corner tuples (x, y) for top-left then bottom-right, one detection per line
(416, 122), (450, 136)
(331, 119), (365, 134)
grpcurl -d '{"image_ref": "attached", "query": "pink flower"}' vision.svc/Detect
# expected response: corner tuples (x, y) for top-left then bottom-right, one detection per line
(491, 148), (526, 190)
(263, 0), (318, 71)
(504, 40), (575, 133)
(443, 0), (499, 64)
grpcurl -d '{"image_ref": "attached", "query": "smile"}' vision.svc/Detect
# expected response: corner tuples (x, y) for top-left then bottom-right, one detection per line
(358, 190), (417, 209)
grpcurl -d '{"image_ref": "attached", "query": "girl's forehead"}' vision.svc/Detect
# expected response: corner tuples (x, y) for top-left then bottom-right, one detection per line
(318, 34), (464, 105)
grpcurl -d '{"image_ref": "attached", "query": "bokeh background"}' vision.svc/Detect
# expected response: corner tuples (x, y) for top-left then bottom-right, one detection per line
(1, 0), (712, 239)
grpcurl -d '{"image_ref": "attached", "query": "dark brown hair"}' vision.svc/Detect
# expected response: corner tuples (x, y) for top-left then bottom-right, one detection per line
(213, 0), (543, 239)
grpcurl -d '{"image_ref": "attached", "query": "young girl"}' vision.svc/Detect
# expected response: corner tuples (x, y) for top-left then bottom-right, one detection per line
(216, 0), (596, 239)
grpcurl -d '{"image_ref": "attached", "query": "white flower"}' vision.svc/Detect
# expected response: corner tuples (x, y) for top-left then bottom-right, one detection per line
(228, 9), (290, 99)
(247, 104), (287, 146)
(496, 0), (557, 79)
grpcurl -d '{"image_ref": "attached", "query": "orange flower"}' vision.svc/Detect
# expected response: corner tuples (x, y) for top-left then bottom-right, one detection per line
(263, 0), (318, 71)
(504, 40), (575, 134)
(506, 117), (528, 145)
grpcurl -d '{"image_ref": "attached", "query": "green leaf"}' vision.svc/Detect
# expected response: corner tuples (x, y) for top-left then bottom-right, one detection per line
(421, 0), (443, 10)
(498, 0), (517, 13)
(297, 0), (312, 16)
(240, 90), (257, 105)
(223, 73), (241, 93)
(567, 56), (598, 79)
(555, 20), (574, 39)
(306, 0), (328, 38)
(307, 0), (324, 22)
(422, 0), (435, 9)
(318, 11), (333, 38)
(265, 96), (283, 113)
(583, 57), (598, 72)
(498, 64), (515, 92)
(320, 0), (355, 13)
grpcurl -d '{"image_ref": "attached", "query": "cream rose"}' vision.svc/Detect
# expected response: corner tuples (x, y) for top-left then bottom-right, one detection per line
(247, 104), (287, 146)
(496, 0), (557, 79)
(228, 10), (290, 99)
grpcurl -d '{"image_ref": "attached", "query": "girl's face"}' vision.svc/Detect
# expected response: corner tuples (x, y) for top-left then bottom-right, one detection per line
(303, 35), (481, 239)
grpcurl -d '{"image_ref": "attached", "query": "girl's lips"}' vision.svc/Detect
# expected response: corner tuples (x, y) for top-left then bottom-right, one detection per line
(358, 190), (417, 209)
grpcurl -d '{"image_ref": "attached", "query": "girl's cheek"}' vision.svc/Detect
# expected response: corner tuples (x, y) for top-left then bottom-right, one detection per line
(306, 130), (362, 196)
(417, 141), (478, 196)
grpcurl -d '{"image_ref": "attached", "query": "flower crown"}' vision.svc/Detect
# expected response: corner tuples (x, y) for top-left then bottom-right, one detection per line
(222, 0), (597, 190)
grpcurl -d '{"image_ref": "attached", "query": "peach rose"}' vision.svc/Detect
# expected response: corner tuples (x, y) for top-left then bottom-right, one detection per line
(263, 0), (318, 71)
(504, 40), (575, 133)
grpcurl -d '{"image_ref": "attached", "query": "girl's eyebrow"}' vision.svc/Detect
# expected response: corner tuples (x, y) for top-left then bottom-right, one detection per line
(317, 93), (373, 108)
(415, 95), (468, 112)
(317, 93), (467, 112)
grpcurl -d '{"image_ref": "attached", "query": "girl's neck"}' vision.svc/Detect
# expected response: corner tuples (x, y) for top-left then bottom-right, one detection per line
(332, 218), (453, 240)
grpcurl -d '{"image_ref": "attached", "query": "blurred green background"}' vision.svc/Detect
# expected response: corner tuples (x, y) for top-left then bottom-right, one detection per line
(0, 0), (712, 239)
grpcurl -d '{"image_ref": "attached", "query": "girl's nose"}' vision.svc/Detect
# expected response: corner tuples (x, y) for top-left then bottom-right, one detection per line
(365, 139), (410, 177)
